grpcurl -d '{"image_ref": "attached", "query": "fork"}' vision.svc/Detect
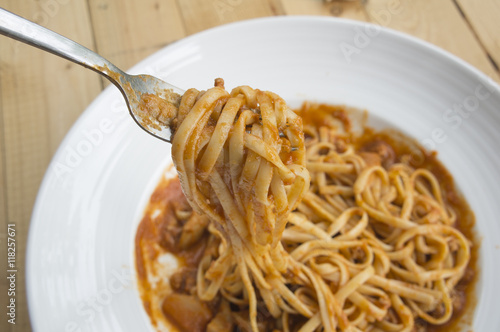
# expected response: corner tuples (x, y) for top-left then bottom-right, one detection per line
(0, 7), (184, 142)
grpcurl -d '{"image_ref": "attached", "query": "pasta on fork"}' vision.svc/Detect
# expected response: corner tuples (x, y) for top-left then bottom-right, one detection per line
(171, 79), (310, 331)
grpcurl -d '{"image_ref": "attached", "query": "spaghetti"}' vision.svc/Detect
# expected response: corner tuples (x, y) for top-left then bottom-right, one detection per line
(137, 79), (475, 332)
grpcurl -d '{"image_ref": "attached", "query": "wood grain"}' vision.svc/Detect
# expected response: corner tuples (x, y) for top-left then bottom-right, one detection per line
(0, 1), (101, 331)
(281, 0), (367, 20)
(176, 0), (285, 35)
(0, 130), (8, 329)
(364, 0), (500, 82)
(88, 0), (186, 72)
(455, 0), (500, 71)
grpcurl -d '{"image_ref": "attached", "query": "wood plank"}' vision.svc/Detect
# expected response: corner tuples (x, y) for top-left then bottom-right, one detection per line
(0, 1), (101, 331)
(0, 122), (8, 331)
(176, 0), (286, 35)
(455, 0), (500, 71)
(364, 0), (500, 82)
(0, 136), (6, 229)
(280, 0), (367, 20)
(88, 0), (186, 71)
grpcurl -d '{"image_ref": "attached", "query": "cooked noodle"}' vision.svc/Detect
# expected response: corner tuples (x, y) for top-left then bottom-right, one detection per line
(141, 79), (473, 332)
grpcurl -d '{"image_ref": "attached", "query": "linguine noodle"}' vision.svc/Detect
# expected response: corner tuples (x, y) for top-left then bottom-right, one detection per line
(138, 79), (474, 332)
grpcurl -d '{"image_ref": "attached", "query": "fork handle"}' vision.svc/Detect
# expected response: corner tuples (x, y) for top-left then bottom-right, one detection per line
(0, 7), (124, 82)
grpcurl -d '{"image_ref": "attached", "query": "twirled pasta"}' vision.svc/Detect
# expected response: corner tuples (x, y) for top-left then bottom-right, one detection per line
(138, 80), (475, 332)
(171, 80), (310, 331)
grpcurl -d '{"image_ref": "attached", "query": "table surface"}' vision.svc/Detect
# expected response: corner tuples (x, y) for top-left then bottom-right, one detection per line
(0, 0), (499, 330)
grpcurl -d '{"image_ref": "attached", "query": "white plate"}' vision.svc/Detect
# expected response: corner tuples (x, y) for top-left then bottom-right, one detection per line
(27, 16), (500, 332)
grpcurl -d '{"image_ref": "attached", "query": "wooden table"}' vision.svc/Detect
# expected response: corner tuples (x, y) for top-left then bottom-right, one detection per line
(0, 0), (498, 330)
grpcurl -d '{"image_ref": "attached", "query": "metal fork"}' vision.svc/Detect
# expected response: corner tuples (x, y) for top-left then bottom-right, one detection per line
(0, 7), (184, 142)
